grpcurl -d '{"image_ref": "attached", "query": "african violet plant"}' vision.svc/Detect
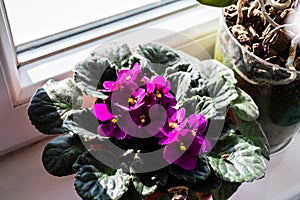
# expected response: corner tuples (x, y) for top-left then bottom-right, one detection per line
(28, 43), (269, 200)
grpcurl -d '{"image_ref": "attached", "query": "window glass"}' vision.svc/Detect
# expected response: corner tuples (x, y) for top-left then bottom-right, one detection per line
(4, 0), (176, 47)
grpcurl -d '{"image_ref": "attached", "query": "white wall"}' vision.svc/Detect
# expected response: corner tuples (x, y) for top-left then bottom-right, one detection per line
(0, 66), (44, 156)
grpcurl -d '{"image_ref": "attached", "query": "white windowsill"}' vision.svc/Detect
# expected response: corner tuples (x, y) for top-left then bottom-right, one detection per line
(1, 133), (300, 199)
(15, 5), (221, 106)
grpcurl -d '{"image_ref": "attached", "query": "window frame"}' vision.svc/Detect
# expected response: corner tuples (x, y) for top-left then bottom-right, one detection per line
(0, 0), (221, 108)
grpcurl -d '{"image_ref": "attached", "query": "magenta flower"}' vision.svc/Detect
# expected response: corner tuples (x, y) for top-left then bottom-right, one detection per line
(158, 108), (187, 145)
(123, 87), (146, 111)
(186, 114), (208, 135)
(153, 76), (177, 108)
(93, 103), (126, 139)
(163, 113), (209, 170)
(102, 62), (143, 93)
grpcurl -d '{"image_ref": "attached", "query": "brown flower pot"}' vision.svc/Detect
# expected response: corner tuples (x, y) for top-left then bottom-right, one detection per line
(145, 186), (212, 200)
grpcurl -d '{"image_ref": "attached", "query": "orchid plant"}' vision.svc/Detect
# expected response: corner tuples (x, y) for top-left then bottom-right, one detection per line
(27, 43), (269, 200)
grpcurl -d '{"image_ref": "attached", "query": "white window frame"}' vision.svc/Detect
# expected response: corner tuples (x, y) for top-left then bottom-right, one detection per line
(0, 0), (221, 107)
(0, 0), (221, 155)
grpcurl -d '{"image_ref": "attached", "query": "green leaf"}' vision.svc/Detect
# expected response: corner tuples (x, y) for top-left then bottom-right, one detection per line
(196, 59), (238, 114)
(231, 87), (259, 121)
(75, 165), (131, 200)
(212, 182), (241, 200)
(197, 59), (237, 86)
(28, 78), (82, 135)
(165, 62), (191, 75)
(197, 0), (235, 7)
(166, 72), (191, 105)
(128, 153), (168, 196)
(119, 184), (144, 200)
(63, 108), (102, 140)
(182, 95), (217, 119)
(187, 75), (208, 98)
(136, 43), (181, 76)
(73, 56), (116, 99)
(42, 134), (85, 176)
(73, 151), (116, 175)
(132, 177), (158, 196)
(132, 169), (168, 196)
(208, 134), (266, 183)
(92, 44), (132, 70)
(239, 120), (270, 160)
(169, 156), (211, 183)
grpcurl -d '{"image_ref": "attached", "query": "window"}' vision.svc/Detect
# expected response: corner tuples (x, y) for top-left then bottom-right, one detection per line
(0, 0), (220, 155)
(0, 0), (220, 107)
(4, 0), (183, 65)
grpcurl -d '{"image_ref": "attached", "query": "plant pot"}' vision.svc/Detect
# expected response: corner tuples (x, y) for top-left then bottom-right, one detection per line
(215, 10), (300, 154)
(145, 187), (212, 200)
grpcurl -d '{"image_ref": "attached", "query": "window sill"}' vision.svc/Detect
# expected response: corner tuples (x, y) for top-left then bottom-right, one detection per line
(16, 5), (221, 106)
(1, 131), (300, 199)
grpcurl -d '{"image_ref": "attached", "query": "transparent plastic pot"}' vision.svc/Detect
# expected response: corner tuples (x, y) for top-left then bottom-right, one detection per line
(214, 13), (300, 154)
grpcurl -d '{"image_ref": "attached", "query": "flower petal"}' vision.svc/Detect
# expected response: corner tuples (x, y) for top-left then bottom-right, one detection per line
(102, 81), (115, 92)
(93, 103), (114, 121)
(158, 130), (179, 145)
(161, 79), (171, 93)
(112, 127), (126, 140)
(153, 76), (166, 90)
(187, 114), (208, 133)
(163, 142), (182, 164)
(174, 152), (197, 170)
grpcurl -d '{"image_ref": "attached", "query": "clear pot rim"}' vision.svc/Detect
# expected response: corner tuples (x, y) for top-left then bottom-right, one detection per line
(220, 8), (300, 76)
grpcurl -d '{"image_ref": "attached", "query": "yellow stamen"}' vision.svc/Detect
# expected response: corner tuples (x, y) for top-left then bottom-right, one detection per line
(140, 115), (146, 124)
(128, 97), (136, 105)
(156, 92), (162, 99)
(168, 122), (178, 129)
(126, 76), (131, 80)
(111, 118), (118, 124)
(192, 131), (196, 136)
(179, 143), (186, 151)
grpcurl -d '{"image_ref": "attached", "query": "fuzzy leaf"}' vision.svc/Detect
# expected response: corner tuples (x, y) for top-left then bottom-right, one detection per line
(132, 178), (158, 196)
(197, 0), (235, 7)
(28, 78), (82, 135)
(239, 120), (270, 160)
(73, 56), (116, 99)
(73, 151), (116, 175)
(166, 71), (191, 105)
(165, 62), (190, 75)
(132, 169), (168, 196)
(231, 87), (259, 121)
(212, 182), (241, 200)
(169, 156), (211, 183)
(92, 44), (132, 70)
(42, 134), (85, 176)
(182, 96), (217, 119)
(75, 166), (131, 200)
(63, 108), (102, 139)
(208, 134), (266, 183)
(119, 184), (144, 200)
(136, 43), (181, 75)
(197, 60), (238, 108)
